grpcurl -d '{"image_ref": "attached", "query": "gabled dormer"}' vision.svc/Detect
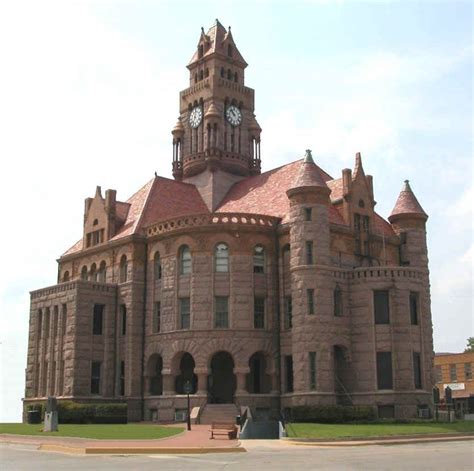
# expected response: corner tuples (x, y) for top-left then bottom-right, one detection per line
(83, 186), (118, 249)
(339, 153), (376, 259)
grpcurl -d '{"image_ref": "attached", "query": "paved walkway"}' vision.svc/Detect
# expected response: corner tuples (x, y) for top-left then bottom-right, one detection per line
(0, 425), (243, 454)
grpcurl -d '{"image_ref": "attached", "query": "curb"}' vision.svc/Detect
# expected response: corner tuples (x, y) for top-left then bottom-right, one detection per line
(38, 444), (247, 455)
(283, 433), (474, 447)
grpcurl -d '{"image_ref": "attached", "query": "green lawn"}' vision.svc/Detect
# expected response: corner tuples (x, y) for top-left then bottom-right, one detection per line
(0, 423), (184, 440)
(286, 421), (474, 439)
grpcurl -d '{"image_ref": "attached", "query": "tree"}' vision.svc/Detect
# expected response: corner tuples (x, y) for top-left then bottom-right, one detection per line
(464, 337), (474, 353)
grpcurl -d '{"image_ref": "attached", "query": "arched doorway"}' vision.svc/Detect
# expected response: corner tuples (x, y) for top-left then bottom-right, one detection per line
(208, 351), (236, 403)
(147, 354), (163, 395)
(174, 352), (197, 394)
(247, 352), (271, 394)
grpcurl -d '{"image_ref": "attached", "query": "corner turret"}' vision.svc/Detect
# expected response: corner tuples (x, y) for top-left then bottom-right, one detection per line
(389, 180), (428, 267)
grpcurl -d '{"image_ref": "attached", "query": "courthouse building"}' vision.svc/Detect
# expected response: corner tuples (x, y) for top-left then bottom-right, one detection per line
(24, 20), (434, 422)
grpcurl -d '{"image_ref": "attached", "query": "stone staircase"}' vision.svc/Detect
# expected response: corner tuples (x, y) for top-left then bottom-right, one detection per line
(199, 404), (239, 424)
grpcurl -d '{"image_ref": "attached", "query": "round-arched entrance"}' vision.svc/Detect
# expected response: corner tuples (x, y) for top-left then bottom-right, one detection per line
(208, 351), (236, 404)
(174, 352), (197, 394)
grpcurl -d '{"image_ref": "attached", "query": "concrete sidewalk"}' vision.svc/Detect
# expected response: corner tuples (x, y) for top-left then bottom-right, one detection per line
(0, 424), (244, 454)
(282, 432), (474, 447)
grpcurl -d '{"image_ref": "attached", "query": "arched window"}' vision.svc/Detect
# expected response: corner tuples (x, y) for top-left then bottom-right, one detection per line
(199, 69), (204, 80)
(198, 44), (204, 58)
(98, 261), (106, 283)
(90, 263), (97, 282)
(119, 255), (128, 283)
(220, 67), (225, 78)
(227, 69), (232, 80)
(194, 73), (198, 83)
(63, 271), (70, 282)
(93, 218), (99, 226)
(228, 44), (233, 57)
(179, 245), (191, 275)
(205, 68), (209, 77)
(253, 245), (265, 273)
(154, 252), (162, 281)
(81, 265), (88, 281)
(234, 72), (238, 83)
(215, 243), (229, 273)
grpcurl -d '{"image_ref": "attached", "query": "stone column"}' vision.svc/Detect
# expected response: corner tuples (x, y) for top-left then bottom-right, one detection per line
(162, 370), (175, 395)
(235, 367), (250, 395)
(194, 368), (208, 395)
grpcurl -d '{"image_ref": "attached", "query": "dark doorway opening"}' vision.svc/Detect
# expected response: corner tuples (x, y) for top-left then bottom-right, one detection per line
(208, 351), (236, 403)
(175, 352), (197, 394)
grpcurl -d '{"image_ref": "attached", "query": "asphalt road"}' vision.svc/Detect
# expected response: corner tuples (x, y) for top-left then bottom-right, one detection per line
(1, 440), (473, 470)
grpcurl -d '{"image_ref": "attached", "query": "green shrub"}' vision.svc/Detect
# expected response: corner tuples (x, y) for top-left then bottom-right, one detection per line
(57, 401), (127, 424)
(26, 402), (46, 420)
(26, 401), (127, 424)
(289, 405), (376, 423)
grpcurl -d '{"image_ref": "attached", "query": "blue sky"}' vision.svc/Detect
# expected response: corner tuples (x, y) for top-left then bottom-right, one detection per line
(0, 0), (472, 422)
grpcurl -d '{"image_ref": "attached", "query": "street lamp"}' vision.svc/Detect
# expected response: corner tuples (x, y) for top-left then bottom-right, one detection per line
(183, 380), (192, 431)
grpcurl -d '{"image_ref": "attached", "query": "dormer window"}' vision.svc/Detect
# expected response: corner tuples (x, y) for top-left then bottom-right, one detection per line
(234, 72), (238, 83)
(220, 67), (225, 78)
(227, 69), (232, 80)
(228, 44), (232, 57)
(198, 44), (204, 58)
(86, 228), (105, 248)
(93, 218), (98, 226)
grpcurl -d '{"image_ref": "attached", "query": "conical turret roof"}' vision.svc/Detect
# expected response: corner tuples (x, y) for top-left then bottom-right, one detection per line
(389, 180), (428, 221)
(287, 150), (330, 197)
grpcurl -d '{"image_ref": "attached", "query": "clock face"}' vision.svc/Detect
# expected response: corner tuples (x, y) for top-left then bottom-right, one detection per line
(189, 106), (202, 128)
(226, 105), (242, 127)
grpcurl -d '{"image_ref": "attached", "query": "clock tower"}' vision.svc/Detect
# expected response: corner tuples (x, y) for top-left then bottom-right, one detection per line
(171, 20), (262, 209)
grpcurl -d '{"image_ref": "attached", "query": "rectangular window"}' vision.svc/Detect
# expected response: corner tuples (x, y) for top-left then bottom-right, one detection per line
(61, 304), (67, 337)
(413, 352), (422, 389)
(309, 352), (317, 390)
(38, 310), (43, 338)
(374, 290), (390, 324)
(215, 296), (229, 328)
(44, 309), (50, 338)
(334, 288), (343, 317)
(284, 296), (292, 329)
(435, 365), (442, 383)
(120, 304), (126, 336)
(410, 292), (419, 325)
(304, 207), (312, 221)
(92, 304), (104, 335)
(465, 363), (472, 380)
(120, 361), (125, 396)
(179, 298), (190, 330)
(90, 361), (101, 394)
(254, 297), (265, 329)
(285, 355), (294, 393)
(153, 301), (161, 333)
(306, 241), (314, 265)
(53, 306), (59, 337)
(376, 352), (393, 390)
(449, 364), (457, 382)
(307, 289), (315, 315)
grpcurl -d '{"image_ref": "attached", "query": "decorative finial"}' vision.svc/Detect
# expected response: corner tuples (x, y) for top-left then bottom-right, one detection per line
(304, 149), (314, 163)
(201, 27), (204, 33)
(228, 25), (231, 31)
(154, 171), (158, 177)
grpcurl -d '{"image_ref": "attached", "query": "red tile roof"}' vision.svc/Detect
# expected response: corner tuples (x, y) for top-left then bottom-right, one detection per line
(389, 180), (427, 221)
(217, 159), (345, 224)
(139, 176), (209, 228)
(62, 159), (397, 257)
